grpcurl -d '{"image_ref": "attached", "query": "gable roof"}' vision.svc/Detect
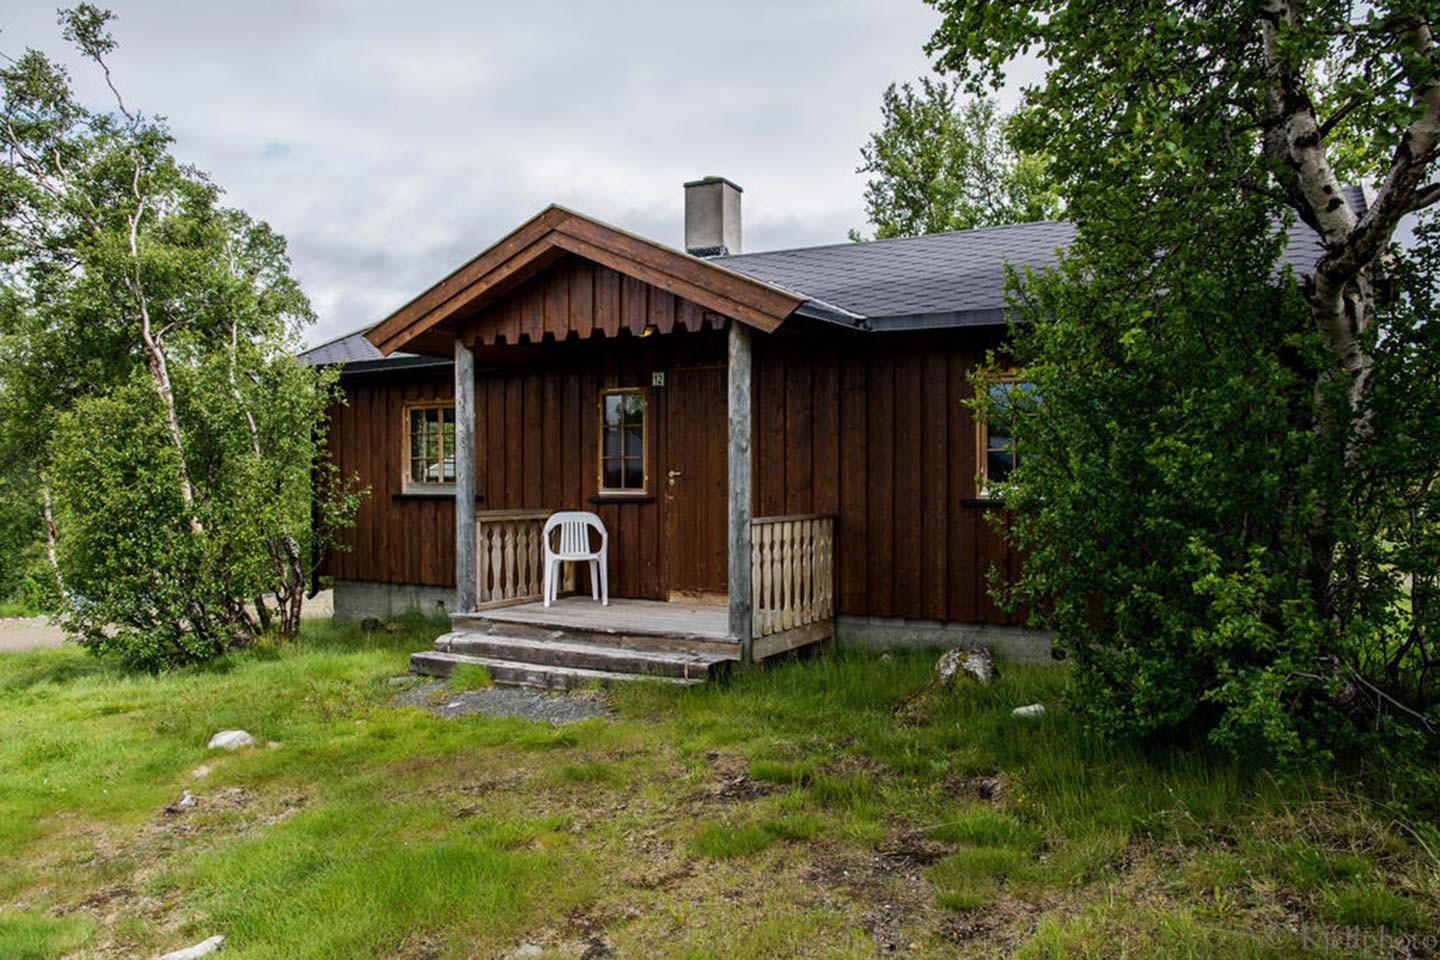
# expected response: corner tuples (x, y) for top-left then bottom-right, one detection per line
(719, 220), (1076, 331)
(365, 205), (806, 357)
(303, 187), (1372, 367)
(713, 185), (1369, 332)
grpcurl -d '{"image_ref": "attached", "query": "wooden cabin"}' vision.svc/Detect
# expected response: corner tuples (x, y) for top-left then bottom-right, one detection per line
(302, 177), (1066, 686)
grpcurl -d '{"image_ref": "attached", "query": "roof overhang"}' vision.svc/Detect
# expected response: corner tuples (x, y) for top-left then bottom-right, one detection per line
(365, 205), (806, 357)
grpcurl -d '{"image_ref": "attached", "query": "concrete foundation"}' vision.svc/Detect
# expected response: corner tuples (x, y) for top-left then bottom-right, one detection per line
(332, 580), (456, 622)
(835, 615), (1060, 666)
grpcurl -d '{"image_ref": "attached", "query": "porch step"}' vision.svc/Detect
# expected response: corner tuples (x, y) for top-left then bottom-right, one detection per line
(410, 649), (715, 690)
(435, 632), (734, 680)
(451, 607), (736, 654)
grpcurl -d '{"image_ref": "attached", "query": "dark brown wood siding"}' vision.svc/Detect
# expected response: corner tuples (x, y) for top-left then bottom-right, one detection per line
(751, 328), (1023, 626)
(468, 255), (729, 346)
(325, 325), (727, 600)
(324, 258), (1022, 624)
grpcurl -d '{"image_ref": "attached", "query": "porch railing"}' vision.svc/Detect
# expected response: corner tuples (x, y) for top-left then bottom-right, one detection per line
(750, 514), (835, 638)
(475, 509), (573, 608)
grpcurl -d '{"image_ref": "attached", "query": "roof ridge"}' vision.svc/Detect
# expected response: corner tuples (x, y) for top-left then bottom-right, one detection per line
(716, 219), (1070, 261)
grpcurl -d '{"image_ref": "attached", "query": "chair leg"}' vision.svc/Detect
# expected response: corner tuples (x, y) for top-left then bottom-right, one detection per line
(542, 559), (553, 608)
(588, 560), (599, 601)
(599, 557), (609, 607)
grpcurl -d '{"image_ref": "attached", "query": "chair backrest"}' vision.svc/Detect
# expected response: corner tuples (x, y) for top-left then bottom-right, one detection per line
(543, 511), (607, 557)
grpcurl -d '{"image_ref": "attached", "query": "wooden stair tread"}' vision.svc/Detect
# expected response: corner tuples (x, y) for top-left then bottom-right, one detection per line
(410, 650), (709, 689)
(437, 631), (735, 674)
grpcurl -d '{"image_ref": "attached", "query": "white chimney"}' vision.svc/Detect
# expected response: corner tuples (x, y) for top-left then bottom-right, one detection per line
(683, 176), (742, 257)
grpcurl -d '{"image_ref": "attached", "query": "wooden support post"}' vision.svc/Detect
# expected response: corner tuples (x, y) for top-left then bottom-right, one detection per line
(727, 321), (754, 662)
(454, 338), (477, 613)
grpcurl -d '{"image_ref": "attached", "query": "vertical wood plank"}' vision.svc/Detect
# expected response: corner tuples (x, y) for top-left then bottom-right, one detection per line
(622, 276), (647, 336)
(865, 352), (895, 617)
(785, 352), (813, 515)
(570, 260), (594, 339)
(597, 267), (621, 338)
(838, 352), (867, 615)
(812, 350), (840, 517)
(893, 351), (923, 620)
(921, 348), (948, 621)
(544, 262), (569, 341)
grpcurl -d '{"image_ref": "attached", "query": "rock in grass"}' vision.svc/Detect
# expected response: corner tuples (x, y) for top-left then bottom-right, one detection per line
(894, 647), (1000, 722)
(935, 647), (999, 686)
(165, 790), (198, 815)
(152, 934), (225, 959)
(1012, 703), (1046, 718)
(206, 730), (256, 751)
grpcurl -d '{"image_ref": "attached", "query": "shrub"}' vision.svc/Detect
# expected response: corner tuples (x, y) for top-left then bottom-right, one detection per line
(987, 208), (1440, 768)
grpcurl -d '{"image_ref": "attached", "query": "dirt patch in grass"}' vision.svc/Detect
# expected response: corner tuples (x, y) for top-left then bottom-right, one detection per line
(393, 680), (613, 723)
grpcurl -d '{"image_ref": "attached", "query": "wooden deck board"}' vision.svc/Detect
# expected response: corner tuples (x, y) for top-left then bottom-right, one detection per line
(460, 596), (732, 641)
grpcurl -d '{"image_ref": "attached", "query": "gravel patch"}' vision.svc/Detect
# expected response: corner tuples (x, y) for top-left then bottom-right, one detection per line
(0, 617), (65, 653)
(0, 589), (334, 655)
(393, 679), (612, 723)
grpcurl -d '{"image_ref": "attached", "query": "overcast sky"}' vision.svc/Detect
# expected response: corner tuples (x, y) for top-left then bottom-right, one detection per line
(1, 0), (1019, 347)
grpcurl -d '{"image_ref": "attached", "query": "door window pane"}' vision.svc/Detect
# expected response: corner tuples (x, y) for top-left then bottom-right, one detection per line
(599, 389), (646, 492)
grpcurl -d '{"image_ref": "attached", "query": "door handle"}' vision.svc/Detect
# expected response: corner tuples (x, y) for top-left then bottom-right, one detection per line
(667, 470), (682, 487)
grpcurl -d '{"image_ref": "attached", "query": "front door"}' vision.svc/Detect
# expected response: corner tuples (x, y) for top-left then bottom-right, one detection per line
(664, 365), (728, 600)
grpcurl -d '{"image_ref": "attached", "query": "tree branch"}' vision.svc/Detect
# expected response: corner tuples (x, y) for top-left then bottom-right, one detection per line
(1408, 181), (1440, 212)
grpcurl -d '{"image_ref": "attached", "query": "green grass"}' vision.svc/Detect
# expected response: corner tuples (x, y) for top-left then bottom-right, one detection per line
(0, 911), (91, 960)
(0, 599), (43, 618)
(446, 662), (493, 691)
(0, 624), (1434, 958)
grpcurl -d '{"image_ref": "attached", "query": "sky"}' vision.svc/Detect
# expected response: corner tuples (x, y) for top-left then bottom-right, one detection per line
(1, 0), (1016, 347)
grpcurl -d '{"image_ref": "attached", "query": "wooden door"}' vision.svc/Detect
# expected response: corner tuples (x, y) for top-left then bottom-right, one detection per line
(664, 365), (728, 600)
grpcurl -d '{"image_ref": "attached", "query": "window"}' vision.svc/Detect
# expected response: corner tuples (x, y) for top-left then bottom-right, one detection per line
(599, 388), (647, 494)
(977, 377), (1038, 496)
(404, 402), (456, 491)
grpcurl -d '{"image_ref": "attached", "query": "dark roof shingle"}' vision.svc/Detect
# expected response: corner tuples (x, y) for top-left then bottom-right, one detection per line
(302, 186), (1369, 363)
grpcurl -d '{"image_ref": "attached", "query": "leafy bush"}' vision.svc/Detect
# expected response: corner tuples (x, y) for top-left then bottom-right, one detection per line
(986, 208), (1440, 766)
(2, 9), (363, 669)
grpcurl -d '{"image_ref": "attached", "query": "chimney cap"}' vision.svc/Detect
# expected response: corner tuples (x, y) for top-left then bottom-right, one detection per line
(683, 175), (744, 193)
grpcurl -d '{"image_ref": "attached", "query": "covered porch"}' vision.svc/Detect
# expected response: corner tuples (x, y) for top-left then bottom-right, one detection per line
(366, 202), (838, 683)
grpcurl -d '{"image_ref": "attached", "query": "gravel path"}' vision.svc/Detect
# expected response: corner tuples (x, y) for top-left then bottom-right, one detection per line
(0, 590), (336, 654)
(392, 679), (613, 723)
(0, 617), (65, 653)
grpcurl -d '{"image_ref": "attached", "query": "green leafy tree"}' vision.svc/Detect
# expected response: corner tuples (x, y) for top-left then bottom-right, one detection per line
(854, 78), (1061, 239)
(929, 0), (1440, 757)
(0, 6), (362, 668)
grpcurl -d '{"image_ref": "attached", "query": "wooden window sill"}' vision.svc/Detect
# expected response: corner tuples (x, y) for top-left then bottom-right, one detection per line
(393, 490), (483, 501)
(961, 497), (1006, 508)
(589, 494), (655, 505)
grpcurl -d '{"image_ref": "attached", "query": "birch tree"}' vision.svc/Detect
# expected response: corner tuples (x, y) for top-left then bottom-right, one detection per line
(930, 0), (1440, 756)
(0, 6), (361, 668)
(853, 80), (1061, 239)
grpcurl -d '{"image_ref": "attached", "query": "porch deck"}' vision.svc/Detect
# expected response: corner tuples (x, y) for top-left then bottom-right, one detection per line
(463, 597), (733, 644)
(412, 595), (833, 689)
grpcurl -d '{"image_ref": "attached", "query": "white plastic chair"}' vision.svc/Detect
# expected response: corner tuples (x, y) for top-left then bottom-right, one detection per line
(542, 511), (609, 607)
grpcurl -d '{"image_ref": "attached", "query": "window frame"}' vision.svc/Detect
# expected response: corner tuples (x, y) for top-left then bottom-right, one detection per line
(401, 400), (458, 494)
(975, 373), (1033, 500)
(596, 387), (650, 496)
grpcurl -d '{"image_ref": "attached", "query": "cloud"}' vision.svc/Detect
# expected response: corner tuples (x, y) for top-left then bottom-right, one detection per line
(2, 0), (996, 346)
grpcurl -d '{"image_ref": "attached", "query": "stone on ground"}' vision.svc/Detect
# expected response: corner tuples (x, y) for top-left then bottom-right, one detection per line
(934, 647), (999, 686)
(206, 730), (256, 751)
(894, 647), (1000, 722)
(1012, 703), (1046, 718)
(152, 934), (225, 959)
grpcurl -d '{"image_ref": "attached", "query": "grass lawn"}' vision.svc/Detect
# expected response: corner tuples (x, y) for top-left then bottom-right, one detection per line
(1, 618), (1436, 959)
